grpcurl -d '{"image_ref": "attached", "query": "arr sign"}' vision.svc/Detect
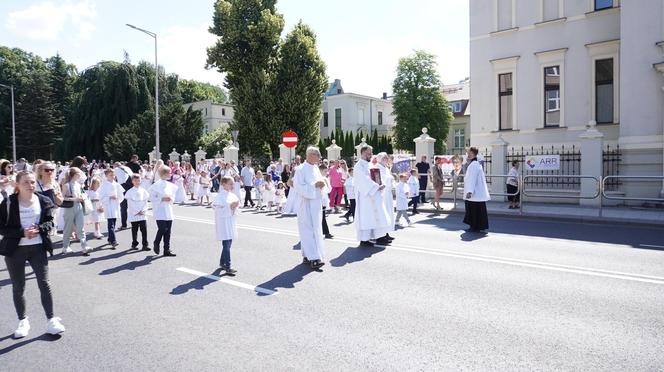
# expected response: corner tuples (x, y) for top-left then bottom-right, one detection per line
(282, 131), (298, 149)
(525, 155), (560, 170)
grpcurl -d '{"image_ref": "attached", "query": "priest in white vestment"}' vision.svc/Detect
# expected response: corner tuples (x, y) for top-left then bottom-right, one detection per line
(294, 147), (326, 269)
(463, 147), (490, 232)
(354, 145), (391, 246)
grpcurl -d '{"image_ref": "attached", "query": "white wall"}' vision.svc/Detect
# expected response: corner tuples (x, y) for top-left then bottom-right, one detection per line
(320, 94), (394, 138)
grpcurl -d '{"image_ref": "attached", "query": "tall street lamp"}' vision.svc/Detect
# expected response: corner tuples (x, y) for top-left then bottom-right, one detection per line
(126, 23), (160, 157)
(0, 83), (16, 163)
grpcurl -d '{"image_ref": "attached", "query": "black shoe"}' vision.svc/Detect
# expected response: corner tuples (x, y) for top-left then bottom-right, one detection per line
(324, 234), (334, 239)
(310, 260), (325, 269)
(141, 246), (151, 251)
(302, 257), (310, 265)
(225, 267), (237, 275)
(130, 246), (139, 250)
(120, 226), (128, 230)
(375, 237), (391, 245)
(385, 234), (395, 241)
(153, 245), (160, 255)
(163, 250), (176, 257)
(359, 241), (374, 247)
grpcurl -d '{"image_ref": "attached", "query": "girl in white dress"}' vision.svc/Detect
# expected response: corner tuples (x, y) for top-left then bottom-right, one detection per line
(173, 169), (187, 204)
(86, 177), (104, 239)
(274, 182), (286, 213)
(262, 175), (275, 212)
(197, 171), (212, 205)
(141, 164), (153, 191)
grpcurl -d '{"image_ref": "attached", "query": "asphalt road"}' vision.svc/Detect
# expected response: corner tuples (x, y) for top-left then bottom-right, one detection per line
(1, 200), (663, 371)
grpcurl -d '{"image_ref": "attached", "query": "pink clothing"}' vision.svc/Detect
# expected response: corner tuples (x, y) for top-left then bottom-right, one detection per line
(329, 166), (344, 188)
(330, 186), (344, 208)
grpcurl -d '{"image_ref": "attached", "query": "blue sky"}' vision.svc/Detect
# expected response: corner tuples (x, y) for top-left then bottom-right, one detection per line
(1, 0), (469, 95)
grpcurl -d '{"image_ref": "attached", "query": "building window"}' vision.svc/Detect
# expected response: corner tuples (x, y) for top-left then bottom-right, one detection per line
(450, 102), (463, 113)
(594, 0), (613, 11)
(335, 108), (342, 130)
(358, 109), (365, 125)
(497, 0), (514, 30)
(498, 73), (513, 130)
(378, 111), (383, 125)
(544, 66), (560, 127)
(454, 129), (465, 149)
(222, 108), (226, 116)
(323, 112), (328, 127)
(595, 58), (613, 124)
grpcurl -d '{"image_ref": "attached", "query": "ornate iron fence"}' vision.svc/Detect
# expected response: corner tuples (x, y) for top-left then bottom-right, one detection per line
(602, 144), (621, 192)
(506, 145), (581, 190)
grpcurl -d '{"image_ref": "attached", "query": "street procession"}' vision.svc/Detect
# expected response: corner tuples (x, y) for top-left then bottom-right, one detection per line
(1, 0), (663, 370)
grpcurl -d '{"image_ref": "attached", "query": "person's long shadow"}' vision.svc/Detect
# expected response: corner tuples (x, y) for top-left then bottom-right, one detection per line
(170, 268), (224, 295)
(0, 275), (34, 290)
(79, 249), (142, 265)
(256, 264), (316, 296)
(0, 333), (62, 355)
(99, 256), (163, 276)
(330, 245), (386, 268)
(460, 231), (488, 242)
(292, 242), (301, 250)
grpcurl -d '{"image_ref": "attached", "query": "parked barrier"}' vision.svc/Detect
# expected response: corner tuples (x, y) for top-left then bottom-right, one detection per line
(599, 176), (664, 217)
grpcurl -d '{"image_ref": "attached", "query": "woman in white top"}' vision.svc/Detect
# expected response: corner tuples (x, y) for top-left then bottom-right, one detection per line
(141, 164), (153, 191)
(506, 160), (520, 209)
(60, 167), (90, 255)
(0, 170), (66, 338)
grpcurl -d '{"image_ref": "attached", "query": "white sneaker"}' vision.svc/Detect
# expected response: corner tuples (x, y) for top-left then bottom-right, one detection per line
(62, 246), (73, 254)
(94, 232), (102, 239)
(14, 317), (30, 338)
(46, 317), (65, 335)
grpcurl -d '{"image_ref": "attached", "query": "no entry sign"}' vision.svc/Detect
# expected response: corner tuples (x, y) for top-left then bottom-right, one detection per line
(282, 130), (298, 148)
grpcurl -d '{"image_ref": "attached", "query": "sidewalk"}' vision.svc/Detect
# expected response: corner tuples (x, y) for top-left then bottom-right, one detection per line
(418, 200), (664, 226)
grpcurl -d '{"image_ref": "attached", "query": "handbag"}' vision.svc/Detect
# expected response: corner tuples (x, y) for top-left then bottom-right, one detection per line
(60, 182), (74, 208)
(82, 196), (93, 216)
(0, 197), (11, 255)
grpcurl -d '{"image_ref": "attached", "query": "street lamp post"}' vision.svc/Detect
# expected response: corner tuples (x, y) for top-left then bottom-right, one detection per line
(0, 83), (16, 163)
(126, 23), (160, 157)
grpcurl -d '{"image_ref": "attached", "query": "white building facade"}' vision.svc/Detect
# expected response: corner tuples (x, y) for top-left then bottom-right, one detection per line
(470, 0), (664, 198)
(320, 79), (395, 138)
(182, 100), (235, 135)
(441, 79), (471, 154)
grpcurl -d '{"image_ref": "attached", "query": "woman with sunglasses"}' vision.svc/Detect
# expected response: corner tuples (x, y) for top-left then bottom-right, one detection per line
(36, 162), (63, 207)
(1, 159), (16, 201)
(0, 170), (66, 338)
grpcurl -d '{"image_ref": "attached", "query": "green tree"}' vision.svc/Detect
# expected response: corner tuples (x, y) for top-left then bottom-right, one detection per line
(274, 21), (327, 154)
(198, 126), (232, 156)
(47, 54), (77, 157)
(178, 79), (228, 104)
(392, 50), (451, 154)
(207, 0), (284, 156)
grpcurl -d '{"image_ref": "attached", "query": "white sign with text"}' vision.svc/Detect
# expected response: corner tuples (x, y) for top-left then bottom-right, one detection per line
(525, 155), (560, 170)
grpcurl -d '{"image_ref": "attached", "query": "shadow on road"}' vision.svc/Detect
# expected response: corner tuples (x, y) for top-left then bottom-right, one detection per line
(0, 274), (34, 290)
(99, 256), (163, 275)
(460, 231), (489, 242)
(416, 214), (664, 249)
(256, 264), (317, 296)
(292, 242), (301, 250)
(79, 249), (143, 265)
(170, 268), (224, 295)
(330, 246), (386, 267)
(0, 333), (62, 356)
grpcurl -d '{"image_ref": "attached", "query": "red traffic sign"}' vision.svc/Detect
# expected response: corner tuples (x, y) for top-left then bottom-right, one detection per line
(282, 130), (298, 148)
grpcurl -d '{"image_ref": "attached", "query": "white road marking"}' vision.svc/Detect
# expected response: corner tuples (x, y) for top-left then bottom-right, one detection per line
(162, 214), (664, 286)
(176, 267), (277, 296)
(640, 244), (664, 249)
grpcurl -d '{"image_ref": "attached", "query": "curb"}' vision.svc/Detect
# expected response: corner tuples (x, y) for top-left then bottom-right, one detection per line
(417, 207), (664, 228)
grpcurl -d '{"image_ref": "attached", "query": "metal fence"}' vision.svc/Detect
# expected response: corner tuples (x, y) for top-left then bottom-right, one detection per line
(506, 145), (581, 190)
(602, 144), (621, 192)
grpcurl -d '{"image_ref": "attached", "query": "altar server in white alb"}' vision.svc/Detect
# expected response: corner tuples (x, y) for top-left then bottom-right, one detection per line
(212, 176), (240, 275)
(126, 174), (150, 251)
(98, 169), (125, 248)
(375, 152), (395, 242)
(294, 147), (327, 269)
(463, 147), (490, 233)
(149, 166), (178, 257)
(353, 145), (391, 247)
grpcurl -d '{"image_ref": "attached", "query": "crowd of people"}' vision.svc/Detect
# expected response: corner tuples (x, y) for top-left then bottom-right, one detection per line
(0, 146), (491, 339)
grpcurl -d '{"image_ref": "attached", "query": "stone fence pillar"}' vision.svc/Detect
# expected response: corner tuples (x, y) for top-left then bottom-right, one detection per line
(579, 121), (604, 207)
(326, 139), (342, 160)
(413, 128), (436, 163)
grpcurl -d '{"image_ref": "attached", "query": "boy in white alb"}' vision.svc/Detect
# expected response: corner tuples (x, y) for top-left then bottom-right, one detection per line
(407, 169), (420, 214)
(212, 176), (240, 275)
(395, 173), (412, 227)
(149, 165), (177, 257)
(98, 169), (125, 248)
(126, 174), (150, 251)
